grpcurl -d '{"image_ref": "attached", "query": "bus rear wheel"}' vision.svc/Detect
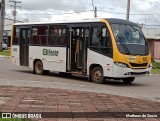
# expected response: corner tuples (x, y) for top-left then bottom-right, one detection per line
(34, 60), (44, 75)
(122, 77), (135, 84)
(91, 67), (104, 84)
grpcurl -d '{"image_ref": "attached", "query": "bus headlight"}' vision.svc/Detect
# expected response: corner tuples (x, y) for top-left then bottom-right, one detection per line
(114, 62), (128, 68)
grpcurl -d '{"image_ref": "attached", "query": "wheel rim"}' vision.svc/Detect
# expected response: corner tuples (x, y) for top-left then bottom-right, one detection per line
(93, 70), (102, 81)
(35, 62), (42, 74)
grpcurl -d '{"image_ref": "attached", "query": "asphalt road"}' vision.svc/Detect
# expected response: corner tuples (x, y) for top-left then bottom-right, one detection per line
(0, 57), (160, 102)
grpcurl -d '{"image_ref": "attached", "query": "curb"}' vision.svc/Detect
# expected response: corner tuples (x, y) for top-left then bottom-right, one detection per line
(0, 55), (10, 58)
(154, 60), (160, 63)
(150, 74), (160, 76)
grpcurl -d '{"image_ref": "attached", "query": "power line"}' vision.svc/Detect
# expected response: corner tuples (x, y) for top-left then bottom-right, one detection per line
(16, 9), (160, 20)
(7, 4), (160, 17)
(16, 9), (160, 16)
(17, 10), (93, 16)
(9, 0), (21, 23)
(143, 24), (160, 27)
(132, 19), (160, 22)
(4, 23), (13, 26)
(5, 17), (23, 23)
(98, 10), (160, 16)
(6, 14), (12, 20)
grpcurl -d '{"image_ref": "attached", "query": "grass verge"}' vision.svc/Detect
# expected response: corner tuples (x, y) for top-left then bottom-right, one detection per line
(152, 69), (160, 74)
(0, 50), (10, 56)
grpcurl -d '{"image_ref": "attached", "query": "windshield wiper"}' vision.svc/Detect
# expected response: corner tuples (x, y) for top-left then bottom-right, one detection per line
(117, 35), (130, 55)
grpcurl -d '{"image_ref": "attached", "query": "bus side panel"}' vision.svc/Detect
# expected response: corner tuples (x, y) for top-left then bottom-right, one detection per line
(87, 49), (114, 77)
(11, 45), (20, 66)
(29, 46), (66, 72)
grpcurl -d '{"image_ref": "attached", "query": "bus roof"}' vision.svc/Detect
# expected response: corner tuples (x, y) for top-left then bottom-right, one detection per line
(106, 18), (138, 26)
(13, 18), (102, 26)
(13, 18), (138, 26)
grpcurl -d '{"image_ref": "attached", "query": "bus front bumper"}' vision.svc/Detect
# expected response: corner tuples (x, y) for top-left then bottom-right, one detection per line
(113, 65), (152, 78)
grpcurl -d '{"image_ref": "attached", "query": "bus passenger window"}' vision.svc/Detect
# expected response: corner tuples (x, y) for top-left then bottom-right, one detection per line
(49, 26), (67, 46)
(30, 26), (48, 45)
(91, 28), (100, 46)
(49, 27), (59, 45)
(13, 27), (20, 45)
(22, 30), (26, 45)
(62, 29), (66, 35)
(85, 29), (89, 38)
(32, 28), (38, 35)
(90, 26), (112, 57)
(106, 31), (111, 47)
(60, 29), (67, 45)
(101, 28), (107, 47)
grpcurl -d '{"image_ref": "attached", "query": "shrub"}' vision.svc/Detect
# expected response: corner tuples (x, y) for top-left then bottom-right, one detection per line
(152, 61), (160, 69)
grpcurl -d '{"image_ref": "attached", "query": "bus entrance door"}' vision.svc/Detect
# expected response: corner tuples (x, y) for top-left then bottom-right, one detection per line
(68, 27), (89, 75)
(20, 28), (30, 66)
(76, 28), (89, 74)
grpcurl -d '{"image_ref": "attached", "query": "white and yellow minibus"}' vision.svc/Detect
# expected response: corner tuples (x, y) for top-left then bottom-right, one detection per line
(11, 18), (152, 84)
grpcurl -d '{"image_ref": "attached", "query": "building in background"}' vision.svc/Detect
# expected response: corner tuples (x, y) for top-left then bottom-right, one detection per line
(4, 18), (23, 47)
(142, 28), (160, 60)
(4, 18), (12, 47)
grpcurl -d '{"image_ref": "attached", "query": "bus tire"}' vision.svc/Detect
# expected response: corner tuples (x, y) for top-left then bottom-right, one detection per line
(122, 77), (135, 84)
(34, 60), (44, 75)
(91, 67), (104, 84)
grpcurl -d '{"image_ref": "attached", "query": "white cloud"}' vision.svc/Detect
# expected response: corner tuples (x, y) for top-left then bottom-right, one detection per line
(6, 0), (86, 11)
(5, 0), (160, 27)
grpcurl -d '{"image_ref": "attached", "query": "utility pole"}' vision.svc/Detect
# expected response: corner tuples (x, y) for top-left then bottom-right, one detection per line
(145, 19), (147, 28)
(126, 0), (131, 21)
(0, 0), (5, 51)
(94, 6), (97, 18)
(9, 0), (21, 23)
(91, 0), (97, 18)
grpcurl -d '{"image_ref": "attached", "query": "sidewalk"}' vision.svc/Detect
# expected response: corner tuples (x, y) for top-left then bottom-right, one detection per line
(0, 55), (5, 58)
(0, 86), (160, 121)
(0, 55), (10, 58)
(155, 60), (160, 63)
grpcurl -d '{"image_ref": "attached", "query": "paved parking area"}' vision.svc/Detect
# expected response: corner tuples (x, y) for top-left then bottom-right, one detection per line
(0, 86), (160, 121)
(1, 57), (160, 102)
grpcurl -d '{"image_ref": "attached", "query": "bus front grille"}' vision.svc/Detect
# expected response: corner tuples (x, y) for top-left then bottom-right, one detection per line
(129, 63), (148, 68)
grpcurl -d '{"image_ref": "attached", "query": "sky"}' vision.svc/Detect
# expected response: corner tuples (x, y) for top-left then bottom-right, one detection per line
(4, 0), (160, 28)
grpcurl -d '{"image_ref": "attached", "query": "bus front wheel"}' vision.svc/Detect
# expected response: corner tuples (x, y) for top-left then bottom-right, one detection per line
(34, 60), (44, 75)
(122, 77), (135, 84)
(91, 67), (104, 84)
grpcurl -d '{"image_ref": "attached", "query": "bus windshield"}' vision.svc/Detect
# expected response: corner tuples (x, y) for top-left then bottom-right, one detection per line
(111, 24), (149, 55)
